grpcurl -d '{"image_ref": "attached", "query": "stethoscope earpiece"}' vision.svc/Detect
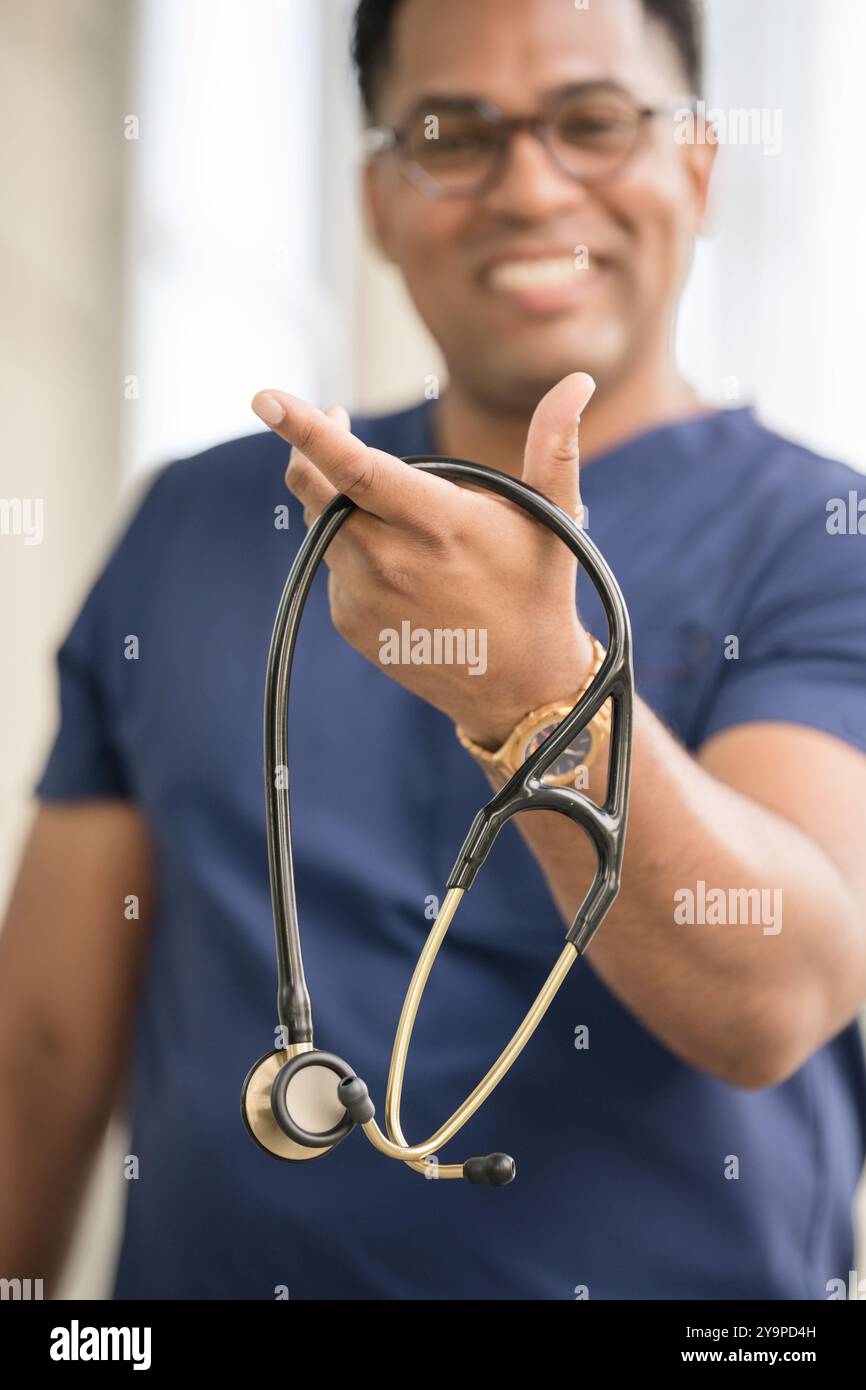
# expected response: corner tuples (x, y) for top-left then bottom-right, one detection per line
(336, 1075), (376, 1125)
(243, 456), (635, 1184)
(463, 1153), (517, 1186)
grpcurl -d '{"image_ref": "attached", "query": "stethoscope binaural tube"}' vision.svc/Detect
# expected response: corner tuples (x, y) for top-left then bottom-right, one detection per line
(241, 456), (634, 1183)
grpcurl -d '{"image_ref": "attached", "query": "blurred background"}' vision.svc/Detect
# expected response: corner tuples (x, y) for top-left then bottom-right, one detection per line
(1, 0), (864, 1296)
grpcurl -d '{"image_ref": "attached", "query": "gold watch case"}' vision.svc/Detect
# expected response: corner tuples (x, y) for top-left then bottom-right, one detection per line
(500, 695), (611, 786)
(456, 637), (611, 787)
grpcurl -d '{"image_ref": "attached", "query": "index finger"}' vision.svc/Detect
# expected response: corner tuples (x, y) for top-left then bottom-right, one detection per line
(251, 389), (455, 525)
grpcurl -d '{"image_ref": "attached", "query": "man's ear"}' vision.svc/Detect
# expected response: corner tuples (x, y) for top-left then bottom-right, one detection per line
(362, 160), (399, 263)
(685, 139), (718, 235)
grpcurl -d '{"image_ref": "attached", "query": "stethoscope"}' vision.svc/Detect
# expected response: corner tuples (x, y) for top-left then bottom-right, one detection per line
(241, 456), (634, 1184)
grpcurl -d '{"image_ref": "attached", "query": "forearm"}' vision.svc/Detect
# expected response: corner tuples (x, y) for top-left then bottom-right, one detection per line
(0, 804), (154, 1291)
(480, 697), (865, 1086)
(0, 1037), (108, 1292)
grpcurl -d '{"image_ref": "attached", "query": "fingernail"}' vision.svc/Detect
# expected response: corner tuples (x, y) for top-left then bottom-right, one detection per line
(252, 392), (285, 426)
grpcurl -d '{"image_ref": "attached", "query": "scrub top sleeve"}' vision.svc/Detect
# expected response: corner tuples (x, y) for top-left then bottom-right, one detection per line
(34, 468), (169, 802)
(699, 502), (866, 757)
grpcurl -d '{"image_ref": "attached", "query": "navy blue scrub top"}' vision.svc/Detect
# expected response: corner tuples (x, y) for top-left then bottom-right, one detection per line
(37, 400), (866, 1299)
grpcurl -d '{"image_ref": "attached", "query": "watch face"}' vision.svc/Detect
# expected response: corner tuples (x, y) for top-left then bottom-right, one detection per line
(523, 722), (594, 786)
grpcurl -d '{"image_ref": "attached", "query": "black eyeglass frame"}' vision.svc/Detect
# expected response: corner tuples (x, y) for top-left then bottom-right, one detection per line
(362, 83), (699, 199)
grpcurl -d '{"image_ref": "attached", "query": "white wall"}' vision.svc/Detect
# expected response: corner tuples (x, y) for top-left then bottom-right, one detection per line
(123, 0), (360, 476)
(678, 0), (866, 470)
(0, 0), (130, 904)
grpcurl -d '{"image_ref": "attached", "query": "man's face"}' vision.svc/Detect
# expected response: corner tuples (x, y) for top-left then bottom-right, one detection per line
(364, 0), (714, 412)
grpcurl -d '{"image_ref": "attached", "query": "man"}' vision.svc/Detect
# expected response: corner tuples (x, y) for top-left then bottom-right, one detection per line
(1, 0), (865, 1300)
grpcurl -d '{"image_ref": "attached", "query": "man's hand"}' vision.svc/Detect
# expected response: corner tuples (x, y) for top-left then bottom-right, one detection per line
(252, 374), (596, 747)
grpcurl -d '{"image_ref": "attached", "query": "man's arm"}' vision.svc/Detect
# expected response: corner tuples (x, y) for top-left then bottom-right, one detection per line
(256, 380), (866, 1093)
(496, 708), (866, 1089)
(0, 803), (153, 1292)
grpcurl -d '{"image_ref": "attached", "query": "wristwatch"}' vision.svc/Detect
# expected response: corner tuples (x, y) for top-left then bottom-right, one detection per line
(455, 637), (611, 787)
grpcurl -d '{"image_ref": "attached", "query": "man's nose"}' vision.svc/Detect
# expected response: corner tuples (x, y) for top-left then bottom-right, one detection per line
(482, 128), (589, 220)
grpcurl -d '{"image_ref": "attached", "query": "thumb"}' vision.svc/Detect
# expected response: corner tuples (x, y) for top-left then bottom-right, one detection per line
(522, 372), (595, 517)
(326, 403), (352, 432)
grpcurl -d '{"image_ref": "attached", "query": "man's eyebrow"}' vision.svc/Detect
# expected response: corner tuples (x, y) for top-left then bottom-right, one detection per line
(546, 78), (635, 102)
(393, 79), (634, 123)
(395, 90), (485, 117)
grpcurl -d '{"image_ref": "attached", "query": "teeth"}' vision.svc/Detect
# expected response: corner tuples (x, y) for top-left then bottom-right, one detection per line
(488, 256), (583, 292)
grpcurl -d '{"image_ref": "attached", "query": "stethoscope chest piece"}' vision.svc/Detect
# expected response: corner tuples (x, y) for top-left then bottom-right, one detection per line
(241, 1047), (354, 1162)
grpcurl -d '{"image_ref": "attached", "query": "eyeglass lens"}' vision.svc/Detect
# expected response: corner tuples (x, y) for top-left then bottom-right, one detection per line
(403, 88), (645, 194)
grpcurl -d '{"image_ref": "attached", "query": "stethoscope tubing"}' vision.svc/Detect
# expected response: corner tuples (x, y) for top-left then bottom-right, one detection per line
(264, 456), (634, 1046)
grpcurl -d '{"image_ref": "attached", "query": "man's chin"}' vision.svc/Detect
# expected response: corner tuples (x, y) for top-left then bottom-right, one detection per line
(450, 316), (627, 408)
(463, 350), (616, 413)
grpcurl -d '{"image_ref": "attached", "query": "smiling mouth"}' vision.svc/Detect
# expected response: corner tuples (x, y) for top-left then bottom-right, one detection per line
(486, 255), (589, 293)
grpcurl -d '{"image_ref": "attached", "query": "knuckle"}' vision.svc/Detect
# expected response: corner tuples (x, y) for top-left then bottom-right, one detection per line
(330, 599), (348, 634)
(332, 449), (375, 498)
(294, 415), (319, 457)
(328, 578), (352, 633)
(420, 511), (453, 552)
(285, 453), (310, 490)
(435, 489), (474, 546)
(367, 540), (413, 592)
(380, 562), (413, 593)
(548, 428), (581, 466)
(408, 503), (443, 543)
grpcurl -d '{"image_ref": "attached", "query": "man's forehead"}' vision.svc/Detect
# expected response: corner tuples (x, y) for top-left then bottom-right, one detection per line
(378, 0), (675, 119)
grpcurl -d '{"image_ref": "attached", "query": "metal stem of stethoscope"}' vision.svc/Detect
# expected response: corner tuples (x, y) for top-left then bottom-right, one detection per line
(241, 457), (634, 1183)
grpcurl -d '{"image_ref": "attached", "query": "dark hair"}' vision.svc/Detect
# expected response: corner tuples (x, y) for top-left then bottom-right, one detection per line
(352, 0), (704, 115)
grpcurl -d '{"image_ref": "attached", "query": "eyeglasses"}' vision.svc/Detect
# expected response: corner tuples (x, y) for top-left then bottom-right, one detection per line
(362, 83), (696, 200)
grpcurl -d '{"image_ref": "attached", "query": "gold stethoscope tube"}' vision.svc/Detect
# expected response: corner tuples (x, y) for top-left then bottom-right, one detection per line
(355, 887), (578, 1176)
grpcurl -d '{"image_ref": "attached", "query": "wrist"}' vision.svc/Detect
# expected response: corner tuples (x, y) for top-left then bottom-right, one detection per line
(455, 633), (610, 788)
(456, 628), (598, 751)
